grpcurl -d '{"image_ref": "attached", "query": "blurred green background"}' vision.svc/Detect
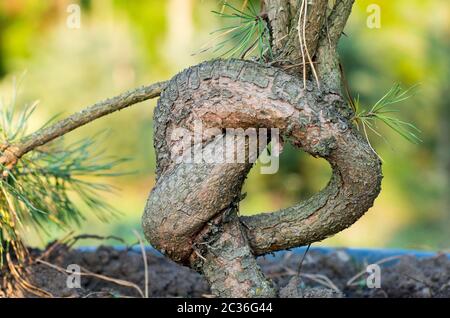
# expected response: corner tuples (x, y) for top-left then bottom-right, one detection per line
(0, 0), (448, 250)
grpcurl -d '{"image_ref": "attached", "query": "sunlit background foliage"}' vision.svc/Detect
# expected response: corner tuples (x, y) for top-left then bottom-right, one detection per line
(0, 0), (448, 250)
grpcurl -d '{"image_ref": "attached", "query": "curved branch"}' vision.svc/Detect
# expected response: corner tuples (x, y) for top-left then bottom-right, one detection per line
(142, 59), (381, 295)
(241, 129), (382, 256)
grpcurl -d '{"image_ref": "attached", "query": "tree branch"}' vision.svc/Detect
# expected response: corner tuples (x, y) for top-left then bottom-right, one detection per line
(0, 81), (167, 170)
(241, 129), (381, 256)
(264, 0), (291, 55)
(265, 0), (328, 75)
(316, 0), (355, 93)
(321, 0), (355, 47)
(243, 2), (378, 253)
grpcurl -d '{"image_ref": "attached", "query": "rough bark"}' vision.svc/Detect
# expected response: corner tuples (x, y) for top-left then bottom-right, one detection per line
(142, 58), (382, 296)
(0, 0), (372, 299)
(139, 0), (382, 298)
(195, 213), (276, 297)
(265, 0), (328, 75)
(316, 0), (355, 93)
(264, 0), (291, 56)
(0, 0), (376, 300)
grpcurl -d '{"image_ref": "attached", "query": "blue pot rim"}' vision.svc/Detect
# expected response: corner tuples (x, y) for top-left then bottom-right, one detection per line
(77, 245), (450, 264)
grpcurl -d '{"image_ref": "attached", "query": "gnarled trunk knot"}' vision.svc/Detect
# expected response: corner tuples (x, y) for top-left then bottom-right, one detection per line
(142, 58), (382, 297)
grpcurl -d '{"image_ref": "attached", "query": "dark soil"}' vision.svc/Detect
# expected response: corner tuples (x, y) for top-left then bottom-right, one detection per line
(1, 245), (449, 298)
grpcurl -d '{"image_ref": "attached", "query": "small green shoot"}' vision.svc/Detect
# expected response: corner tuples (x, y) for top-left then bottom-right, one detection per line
(351, 84), (422, 158)
(197, 1), (272, 60)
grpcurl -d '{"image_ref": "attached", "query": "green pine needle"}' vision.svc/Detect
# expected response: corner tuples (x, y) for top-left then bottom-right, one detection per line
(352, 84), (422, 156)
(198, 1), (272, 60)
(0, 80), (127, 265)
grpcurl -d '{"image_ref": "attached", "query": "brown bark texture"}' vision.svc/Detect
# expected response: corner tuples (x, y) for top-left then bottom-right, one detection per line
(140, 0), (382, 298)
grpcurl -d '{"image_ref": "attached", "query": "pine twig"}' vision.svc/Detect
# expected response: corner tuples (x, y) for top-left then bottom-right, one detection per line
(0, 81), (167, 172)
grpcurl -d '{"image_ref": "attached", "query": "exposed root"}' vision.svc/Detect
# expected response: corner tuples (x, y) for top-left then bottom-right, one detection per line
(5, 252), (53, 298)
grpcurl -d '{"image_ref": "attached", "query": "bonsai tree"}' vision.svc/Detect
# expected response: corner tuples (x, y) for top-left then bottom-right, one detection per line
(1, 0), (419, 297)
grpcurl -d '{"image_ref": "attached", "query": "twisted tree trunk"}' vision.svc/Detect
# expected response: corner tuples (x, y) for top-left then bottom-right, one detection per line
(0, 0), (382, 299)
(142, 0), (382, 297)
